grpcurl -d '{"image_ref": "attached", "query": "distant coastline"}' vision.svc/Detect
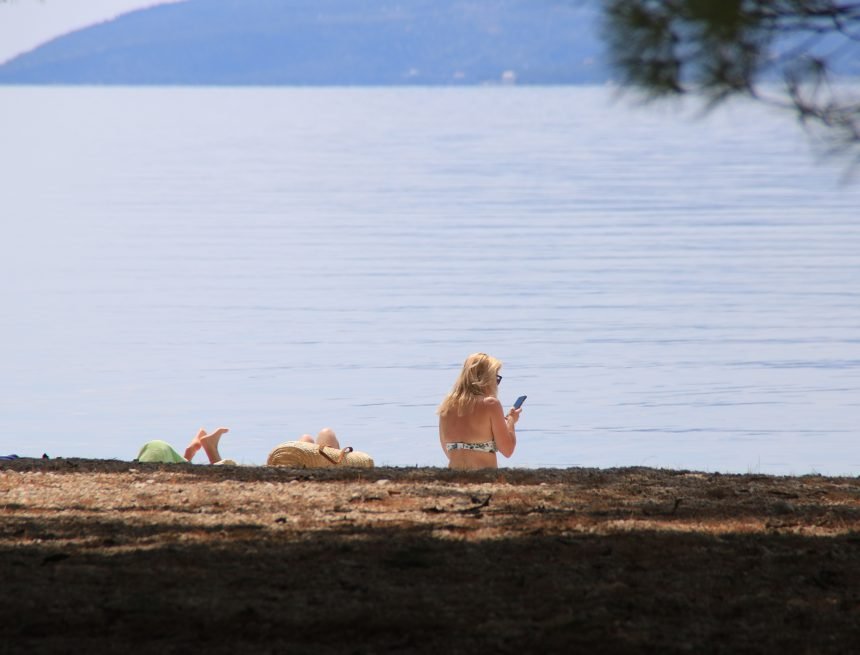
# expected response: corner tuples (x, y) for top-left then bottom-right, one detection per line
(0, 0), (606, 86)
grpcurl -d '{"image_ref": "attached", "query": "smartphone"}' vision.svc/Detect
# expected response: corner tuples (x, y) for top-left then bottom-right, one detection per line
(513, 395), (527, 409)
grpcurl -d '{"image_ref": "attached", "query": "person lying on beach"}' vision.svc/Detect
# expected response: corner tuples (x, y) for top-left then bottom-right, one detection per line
(136, 427), (232, 465)
(437, 352), (522, 470)
(296, 427), (341, 449)
(266, 427), (374, 467)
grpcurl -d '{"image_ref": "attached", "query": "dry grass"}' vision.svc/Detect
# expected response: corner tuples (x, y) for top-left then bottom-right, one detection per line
(2, 458), (859, 654)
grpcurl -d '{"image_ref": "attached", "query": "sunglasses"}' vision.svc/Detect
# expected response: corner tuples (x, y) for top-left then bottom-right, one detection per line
(496, 374), (503, 384)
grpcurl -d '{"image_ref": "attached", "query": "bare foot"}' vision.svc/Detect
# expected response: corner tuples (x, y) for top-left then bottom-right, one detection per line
(200, 427), (230, 464)
(184, 428), (207, 461)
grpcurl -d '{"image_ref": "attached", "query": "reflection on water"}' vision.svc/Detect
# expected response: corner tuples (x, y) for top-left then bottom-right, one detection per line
(1, 87), (858, 474)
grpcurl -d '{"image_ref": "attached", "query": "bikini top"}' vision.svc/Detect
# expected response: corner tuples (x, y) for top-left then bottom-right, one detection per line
(445, 440), (497, 453)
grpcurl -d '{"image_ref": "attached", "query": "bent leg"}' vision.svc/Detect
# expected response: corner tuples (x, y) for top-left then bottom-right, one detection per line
(200, 427), (230, 464)
(183, 428), (207, 462)
(316, 427), (340, 449)
(298, 434), (315, 444)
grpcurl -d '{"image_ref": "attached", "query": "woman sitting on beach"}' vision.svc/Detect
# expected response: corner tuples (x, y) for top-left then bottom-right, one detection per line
(438, 353), (521, 470)
(136, 427), (232, 464)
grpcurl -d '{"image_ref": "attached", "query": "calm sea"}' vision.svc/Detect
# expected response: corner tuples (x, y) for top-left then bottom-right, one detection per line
(1, 86), (858, 474)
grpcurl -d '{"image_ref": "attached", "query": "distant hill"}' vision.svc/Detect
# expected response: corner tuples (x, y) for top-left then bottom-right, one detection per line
(0, 0), (607, 85)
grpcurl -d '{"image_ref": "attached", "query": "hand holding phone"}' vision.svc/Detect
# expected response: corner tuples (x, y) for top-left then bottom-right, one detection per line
(507, 395), (526, 425)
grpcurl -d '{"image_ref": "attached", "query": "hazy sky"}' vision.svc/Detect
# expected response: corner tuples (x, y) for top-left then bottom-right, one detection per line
(0, 0), (182, 63)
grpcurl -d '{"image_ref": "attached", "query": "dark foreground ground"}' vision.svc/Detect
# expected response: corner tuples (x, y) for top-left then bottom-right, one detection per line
(1, 458), (859, 654)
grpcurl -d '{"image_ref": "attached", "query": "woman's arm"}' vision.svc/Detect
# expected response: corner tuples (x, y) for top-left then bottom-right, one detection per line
(486, 397), (519, 458)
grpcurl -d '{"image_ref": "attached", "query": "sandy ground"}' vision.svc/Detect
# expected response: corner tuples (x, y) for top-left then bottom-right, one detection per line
(1, 457), (859, 654)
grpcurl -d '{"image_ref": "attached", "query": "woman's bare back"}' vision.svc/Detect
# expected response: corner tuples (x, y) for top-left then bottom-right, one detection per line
(439, 397), (514, 469)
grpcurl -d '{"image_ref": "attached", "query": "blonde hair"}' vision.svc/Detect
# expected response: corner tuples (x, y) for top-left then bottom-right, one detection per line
(437, 352), (502, 417)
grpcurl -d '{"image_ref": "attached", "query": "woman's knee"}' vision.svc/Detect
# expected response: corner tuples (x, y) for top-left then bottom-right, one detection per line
(316, 427), (340, 449)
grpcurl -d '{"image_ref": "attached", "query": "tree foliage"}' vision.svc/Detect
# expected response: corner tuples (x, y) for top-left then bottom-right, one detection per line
(601, 0), (860, 164)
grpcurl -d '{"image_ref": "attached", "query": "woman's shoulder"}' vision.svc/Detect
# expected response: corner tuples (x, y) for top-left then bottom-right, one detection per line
(481, 396), (502, 409)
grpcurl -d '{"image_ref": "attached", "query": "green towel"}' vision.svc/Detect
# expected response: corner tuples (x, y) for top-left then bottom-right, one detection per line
(136, 440), (187, 463)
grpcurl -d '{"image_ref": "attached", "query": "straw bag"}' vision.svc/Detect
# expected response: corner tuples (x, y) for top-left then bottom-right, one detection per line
(266, 441), (374, 468)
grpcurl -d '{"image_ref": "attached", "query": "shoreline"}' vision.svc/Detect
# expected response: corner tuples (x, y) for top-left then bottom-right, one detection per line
(2, 455), (856, 480)
(2, 457), (859, 653)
